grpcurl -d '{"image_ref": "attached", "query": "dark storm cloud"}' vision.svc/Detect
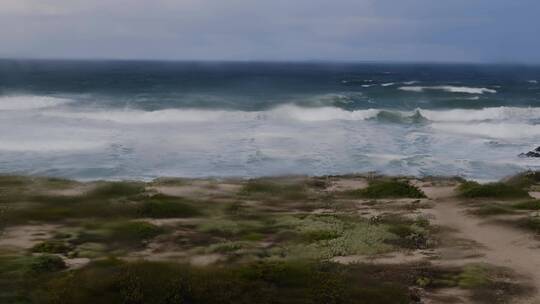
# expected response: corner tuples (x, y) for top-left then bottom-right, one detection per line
(0, 0), (538, 62)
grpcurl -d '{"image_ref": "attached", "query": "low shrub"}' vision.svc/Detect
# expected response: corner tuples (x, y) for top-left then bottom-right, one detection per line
(86, 181), (146, 199)
(505, 171), (540, 189)
(0, 175), (33, 188)
(138, 195), (202, 218)
(517, 217), (540, 233)
(512, 200), (540, 210)
(241, 180), (309, 200)
(32, 260), (412, 304)
(29, 255), (67, 273)
(458, 182), (530, 199)
(352, 180), (426, 199)
(77, 221), (164, 249)
(472, 204), (514, 216)
(31, 240), (71, 254)
(457, 264), (490, 289)
(11, 198), (139, 223)
(109, 221), (164, 245)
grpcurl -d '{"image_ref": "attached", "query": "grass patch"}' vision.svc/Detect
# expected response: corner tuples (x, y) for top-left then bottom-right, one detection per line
(197, 219), (244, 236)
(5, 191), (201, 225)
(382, 215), (431, 249)
(29, 255), (67, 274)
(0, 175), (78, 194)
(138, 194), (202, 218)
(517, 217), (540, 233)
(0, 175), (32, 187)
(31, 260), (412, 304)
(31, 240), (72, 254)
(151, 177), (188, 186)
(0, 254), (66, 303)
(421, 264), (489, 290)
(350, 180), (426, 199)
(472, 203), (515, 216)
(458, 181), (530, 199)
(74, 221), (164, 249)
(103, 221), (164, 247)
(512, 200), (540, 210)
(505, 171), (540, 189)
(240, 179), (309, 201)
(3, 182), (147, 225)
(457, 264), (490, 289)
(280, 215), (397, 259)
(86, 181), (146, 199)
(8, 197), (140, 223)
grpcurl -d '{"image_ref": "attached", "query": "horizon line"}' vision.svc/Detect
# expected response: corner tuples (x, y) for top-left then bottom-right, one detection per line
(1, 57), (539, 67)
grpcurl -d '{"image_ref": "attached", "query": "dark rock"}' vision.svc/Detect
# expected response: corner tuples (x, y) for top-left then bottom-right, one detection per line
(520, 146), (540, 158)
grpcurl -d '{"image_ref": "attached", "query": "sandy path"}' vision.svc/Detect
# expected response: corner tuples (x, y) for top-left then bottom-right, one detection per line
(426, 186), (540, 303)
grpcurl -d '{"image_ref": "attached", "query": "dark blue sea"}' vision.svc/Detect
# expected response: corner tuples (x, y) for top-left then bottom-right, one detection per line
(1, 60), (539, 180)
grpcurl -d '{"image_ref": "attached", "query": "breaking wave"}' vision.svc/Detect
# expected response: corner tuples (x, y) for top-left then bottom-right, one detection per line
(0, 95), (72, 110)
(399, 86), (497, 94)
(40, 105), (540, 125)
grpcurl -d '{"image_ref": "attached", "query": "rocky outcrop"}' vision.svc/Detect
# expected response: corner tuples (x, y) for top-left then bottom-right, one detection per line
(519, 146), (540, 158)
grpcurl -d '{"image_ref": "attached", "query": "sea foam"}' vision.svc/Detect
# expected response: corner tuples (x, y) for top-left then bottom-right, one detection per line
(0, 95), (71, 110)
(41, 105), (540, 125)
(432, 122), (540, 139)
(399, 86), (497, 94)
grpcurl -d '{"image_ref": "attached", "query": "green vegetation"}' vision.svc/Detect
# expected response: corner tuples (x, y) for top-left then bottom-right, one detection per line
(29, 255), (67, 273)
(2, 174), (537, 304)
(0, 205), (8, 235)
(32, 240), (72, 254)
(471, 203), (515, 216)
(458, 181), (530, 199)
(107, 221), (164, 243)
(240, 179), (310, 201)
(505, 171), (540, 189)
(138, 194), (202, 218)
(75, 221), (164, 249)
(457, 264), (490, 289)
(350, 180), (426, 199)
(512, 200), (540, 210)
(469, 200), (540, 217)
(0, 254), (66, 302)
(2, 182), (147, 225)
(86, 181), (146, 199)
(417, 263), (531, 304)
(29, 260), (412, 304)
(517, 217), (540, 233)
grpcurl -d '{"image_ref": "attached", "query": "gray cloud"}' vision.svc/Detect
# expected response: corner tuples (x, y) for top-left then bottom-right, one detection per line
(1, 0), (538, 62)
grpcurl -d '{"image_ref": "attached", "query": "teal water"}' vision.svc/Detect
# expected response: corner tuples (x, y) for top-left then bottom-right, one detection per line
(1, 60), (539, 180)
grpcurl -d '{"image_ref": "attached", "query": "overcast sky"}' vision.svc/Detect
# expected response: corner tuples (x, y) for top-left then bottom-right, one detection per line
(1, 0), (539, 63)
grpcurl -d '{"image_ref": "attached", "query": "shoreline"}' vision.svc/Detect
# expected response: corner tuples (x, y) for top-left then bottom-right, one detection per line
(0, 170), (519, 184)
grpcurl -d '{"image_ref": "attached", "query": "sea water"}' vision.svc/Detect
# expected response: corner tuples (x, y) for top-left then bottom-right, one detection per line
(1, 60), (539, 181)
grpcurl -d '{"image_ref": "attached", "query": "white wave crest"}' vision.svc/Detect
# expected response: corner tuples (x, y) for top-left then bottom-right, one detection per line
(421, 107), (540, 122)
(399, 86), (497, 94)
(432, 122), (540, 139)
(0, 95), (71, 110)
(41, 105), (540, 125)
(273, 105), (379, 121)
(44, 105), (381, 124)
(45, 108), (231, 124)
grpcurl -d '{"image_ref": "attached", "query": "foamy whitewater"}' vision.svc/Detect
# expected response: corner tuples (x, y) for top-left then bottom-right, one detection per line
(1, 61), (539, 181)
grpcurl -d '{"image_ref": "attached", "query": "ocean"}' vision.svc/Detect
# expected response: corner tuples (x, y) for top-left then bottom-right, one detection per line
(1, 60), (539, 181)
